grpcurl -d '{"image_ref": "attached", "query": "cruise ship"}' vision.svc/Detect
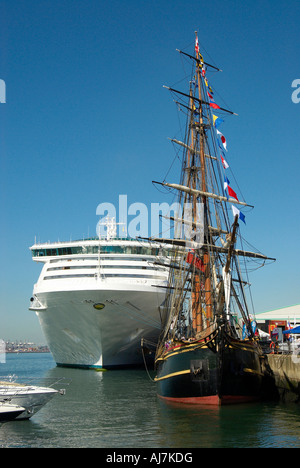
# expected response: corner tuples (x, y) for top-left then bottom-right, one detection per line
(29, 226), (170, 369)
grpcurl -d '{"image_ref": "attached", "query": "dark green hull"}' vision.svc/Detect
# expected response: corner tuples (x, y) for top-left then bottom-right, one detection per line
(155, 333), (263, 405)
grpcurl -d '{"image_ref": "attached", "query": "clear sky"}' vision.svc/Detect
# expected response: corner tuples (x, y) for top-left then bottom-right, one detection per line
(0, 0), (299, 343)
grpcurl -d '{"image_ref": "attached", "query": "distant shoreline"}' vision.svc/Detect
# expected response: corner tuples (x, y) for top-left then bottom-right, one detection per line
(6, 350), (50, 354)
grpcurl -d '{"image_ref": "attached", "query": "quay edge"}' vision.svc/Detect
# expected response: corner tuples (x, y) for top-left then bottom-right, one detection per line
(261, 353), (300, 402)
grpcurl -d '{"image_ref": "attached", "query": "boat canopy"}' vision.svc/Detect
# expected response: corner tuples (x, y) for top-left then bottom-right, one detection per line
(283, 326), (300, 334)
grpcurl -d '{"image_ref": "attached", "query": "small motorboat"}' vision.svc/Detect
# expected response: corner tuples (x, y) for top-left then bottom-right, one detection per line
(0, 378), (67, 420)
(0, 403), (26, 422)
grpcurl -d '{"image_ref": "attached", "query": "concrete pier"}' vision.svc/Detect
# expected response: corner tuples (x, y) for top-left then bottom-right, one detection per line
(262, 353), (300, 402)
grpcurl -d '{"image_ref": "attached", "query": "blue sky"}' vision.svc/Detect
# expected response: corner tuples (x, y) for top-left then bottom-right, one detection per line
(0, 0), (299, 342)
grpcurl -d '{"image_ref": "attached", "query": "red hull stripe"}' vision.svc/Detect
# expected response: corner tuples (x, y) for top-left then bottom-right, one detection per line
(158, 394), (220, 406)
(158, 394), (260, 406)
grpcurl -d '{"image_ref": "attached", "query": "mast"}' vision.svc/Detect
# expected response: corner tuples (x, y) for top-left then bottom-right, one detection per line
(193, 31), (212, 333)
(188, 76), (202, 333)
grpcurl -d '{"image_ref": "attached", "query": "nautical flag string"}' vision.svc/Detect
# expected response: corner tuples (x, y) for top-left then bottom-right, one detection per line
(204, 77), (214, 95)
(232, 205), (246, 224)
(195, 36), (199, 54)
(208, 92), (220, 109)
(213, 114), (224, 129)
(216, 129), (227, 151)
(199, 51), (246, 224)
(207, 85), (231, 177)
(192, 103), (199, 115)
(224, 176), (239, 201)
(220, 153), (229, 169)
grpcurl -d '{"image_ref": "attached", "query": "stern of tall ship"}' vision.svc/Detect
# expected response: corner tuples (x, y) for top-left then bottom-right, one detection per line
(219, 335), (264, 404)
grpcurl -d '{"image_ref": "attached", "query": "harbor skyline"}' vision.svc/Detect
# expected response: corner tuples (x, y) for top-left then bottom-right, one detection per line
(0, 0), (299, 342)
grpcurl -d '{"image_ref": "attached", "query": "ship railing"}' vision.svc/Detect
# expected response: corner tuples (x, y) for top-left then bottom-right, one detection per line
(260, 340), (300, 355)
(0, 376), (72, 392)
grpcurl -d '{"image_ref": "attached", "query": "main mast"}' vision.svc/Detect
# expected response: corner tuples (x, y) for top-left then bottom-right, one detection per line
(187, 32), (213, 335)
(196, 32), (213, 331)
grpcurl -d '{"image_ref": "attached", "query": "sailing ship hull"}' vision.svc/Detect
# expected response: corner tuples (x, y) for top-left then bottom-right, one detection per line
(155, 335), (263, 405)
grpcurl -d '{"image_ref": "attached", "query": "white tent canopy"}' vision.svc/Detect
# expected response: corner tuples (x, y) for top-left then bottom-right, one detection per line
(256, 304), (300, 323)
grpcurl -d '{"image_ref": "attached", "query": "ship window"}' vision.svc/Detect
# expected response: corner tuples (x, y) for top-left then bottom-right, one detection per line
(44, 273), (166, 280)
(44, 274), (95, 280)
(46, 265), (165, 272)
(32, 245), (163, 258)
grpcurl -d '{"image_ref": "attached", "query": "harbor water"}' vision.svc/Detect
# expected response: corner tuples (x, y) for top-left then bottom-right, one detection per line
(1, 353), (300, 448)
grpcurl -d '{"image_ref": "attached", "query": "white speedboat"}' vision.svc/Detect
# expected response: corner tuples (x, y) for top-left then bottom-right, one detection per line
(29, 221), (170, 369)
(0, 379), (66, 420)
(0, 403), (26, 422)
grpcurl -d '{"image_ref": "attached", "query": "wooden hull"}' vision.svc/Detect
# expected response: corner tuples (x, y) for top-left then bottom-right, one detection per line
(155, 332), (263, 405)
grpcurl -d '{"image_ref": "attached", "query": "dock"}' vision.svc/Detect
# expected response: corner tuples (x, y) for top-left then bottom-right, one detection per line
(262, 352), (300, 402)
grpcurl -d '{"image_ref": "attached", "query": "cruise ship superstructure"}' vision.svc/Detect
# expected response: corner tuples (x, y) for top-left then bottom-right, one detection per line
(29, 228), (170, 369)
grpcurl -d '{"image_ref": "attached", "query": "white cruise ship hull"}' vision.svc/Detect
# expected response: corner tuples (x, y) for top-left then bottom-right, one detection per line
(29, 238), (170, 369)
(34, 286), (165, 369)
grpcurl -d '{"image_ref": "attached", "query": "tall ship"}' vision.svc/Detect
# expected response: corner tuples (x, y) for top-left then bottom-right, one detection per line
(153, 34), (275, 405)
(29, 219), (170, 369)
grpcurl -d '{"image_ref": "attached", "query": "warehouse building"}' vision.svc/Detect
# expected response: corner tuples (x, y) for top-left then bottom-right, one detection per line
(256, 303), (300, 337)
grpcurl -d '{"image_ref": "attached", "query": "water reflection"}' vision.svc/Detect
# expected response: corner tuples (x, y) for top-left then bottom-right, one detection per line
(156, 400), (220, 447)
(157, 398), (300, 448)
